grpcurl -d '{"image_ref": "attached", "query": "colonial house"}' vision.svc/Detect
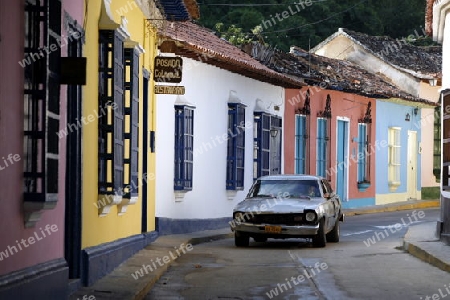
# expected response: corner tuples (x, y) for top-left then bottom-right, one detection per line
(0, 0), (84, 298)
(78, 0), (202, 288)
(154, 21), (305, 234)
(426, 0), (450, 244)
(245, 43), (438, 209)
(311, 28), (442, 190)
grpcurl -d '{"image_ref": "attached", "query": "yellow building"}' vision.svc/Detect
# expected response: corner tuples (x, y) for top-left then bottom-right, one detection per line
(80, 0), (199, 286)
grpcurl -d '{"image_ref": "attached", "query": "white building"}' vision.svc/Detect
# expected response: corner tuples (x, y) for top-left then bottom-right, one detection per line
(427, 0), (450, 243)
(154, 21), (305, 234)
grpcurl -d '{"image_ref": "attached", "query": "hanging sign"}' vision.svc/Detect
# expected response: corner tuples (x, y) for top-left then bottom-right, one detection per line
(154, 56), (182, 83)
(154, 85), (185, 95)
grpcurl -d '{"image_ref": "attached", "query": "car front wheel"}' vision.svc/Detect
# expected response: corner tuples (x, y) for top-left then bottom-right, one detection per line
(235, 231), (249, 247)
(312, 219), (326, 248)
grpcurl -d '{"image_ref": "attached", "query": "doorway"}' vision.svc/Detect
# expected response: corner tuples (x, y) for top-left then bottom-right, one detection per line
(407, 130), (418, 199)
(64, 23), (83, 280)
(336, 119), (349, 201)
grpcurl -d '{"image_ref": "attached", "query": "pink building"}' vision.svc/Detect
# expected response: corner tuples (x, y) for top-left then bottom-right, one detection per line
(0, 0), (84, 298)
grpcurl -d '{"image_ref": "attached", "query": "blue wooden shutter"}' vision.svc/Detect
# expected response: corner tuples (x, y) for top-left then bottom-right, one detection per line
(295, 115), (307, 174)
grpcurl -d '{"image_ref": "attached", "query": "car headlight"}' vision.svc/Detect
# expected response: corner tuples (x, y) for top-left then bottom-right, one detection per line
(234, 212), (244, 220)
(305, 211), (317, 222)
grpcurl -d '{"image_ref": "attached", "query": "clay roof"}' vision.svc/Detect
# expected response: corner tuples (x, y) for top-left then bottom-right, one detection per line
(311, 28), (442, 80)
(158, 21), (305, 88)
(245, 43), (437, 107)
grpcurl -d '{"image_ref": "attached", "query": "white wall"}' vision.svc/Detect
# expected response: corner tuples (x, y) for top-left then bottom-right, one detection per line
(314, 36), (420, 96)
(155, 57), (284, 220)
(444, 13), (450, 89)
(419, 82), (441, 187)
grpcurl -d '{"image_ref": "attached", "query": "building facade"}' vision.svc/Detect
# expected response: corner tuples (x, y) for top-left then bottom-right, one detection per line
(0, 0), (83, 297)
(311, 28), (442, 190)
(154, 21), (305, 234)
(246, 43), (437, 209)
(427, 0), (450, 244)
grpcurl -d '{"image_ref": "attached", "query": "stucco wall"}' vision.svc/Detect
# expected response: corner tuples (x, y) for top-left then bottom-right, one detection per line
(418, 81), (441, 187)
(444, 13), (450, 89)
(155, 57), (284, 220)
(0, 0), (65, 276)
(81, 0), (157, 248)
(375, 100), (422, 204)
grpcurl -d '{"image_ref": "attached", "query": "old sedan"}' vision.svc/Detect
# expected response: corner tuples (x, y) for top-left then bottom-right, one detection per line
(230, 174), (344, 247)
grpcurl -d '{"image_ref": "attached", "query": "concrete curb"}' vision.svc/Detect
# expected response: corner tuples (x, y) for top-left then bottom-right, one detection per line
(403, 221), (450, 274)
(345, 200), (439, 216)
(134, 231), (233, 300)
(403, 241), (450, 273)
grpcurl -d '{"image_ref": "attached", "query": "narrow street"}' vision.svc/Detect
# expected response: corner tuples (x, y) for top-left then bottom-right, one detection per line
(147, 208), (450, 299)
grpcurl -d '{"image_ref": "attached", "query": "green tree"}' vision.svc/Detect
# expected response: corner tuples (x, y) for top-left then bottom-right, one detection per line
(197, 0), (426, 51)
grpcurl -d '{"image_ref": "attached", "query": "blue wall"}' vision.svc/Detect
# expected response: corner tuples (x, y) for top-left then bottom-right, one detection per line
(375, 100), (422, 195)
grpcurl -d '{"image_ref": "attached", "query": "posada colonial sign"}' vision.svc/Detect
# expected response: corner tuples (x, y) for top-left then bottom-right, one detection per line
(154, 56), (182, 83)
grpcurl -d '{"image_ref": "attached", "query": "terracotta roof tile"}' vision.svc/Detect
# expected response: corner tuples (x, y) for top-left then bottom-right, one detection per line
(158, 21), (305, 88)
(312, 28), (442, 79)
(246, 43), (437, 107)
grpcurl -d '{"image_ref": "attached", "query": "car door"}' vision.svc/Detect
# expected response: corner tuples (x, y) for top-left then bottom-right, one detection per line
(321, 179), (338, 231)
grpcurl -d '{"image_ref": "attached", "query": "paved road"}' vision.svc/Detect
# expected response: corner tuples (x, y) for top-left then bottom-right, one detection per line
(146, 208), (450, 299)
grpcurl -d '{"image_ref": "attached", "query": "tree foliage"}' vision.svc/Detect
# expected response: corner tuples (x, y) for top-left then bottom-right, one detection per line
(197, 0), (427, 51)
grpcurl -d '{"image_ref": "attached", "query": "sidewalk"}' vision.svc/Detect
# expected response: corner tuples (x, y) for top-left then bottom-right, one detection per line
(69, 199), (444, 300)
(68, 229), (233, 300)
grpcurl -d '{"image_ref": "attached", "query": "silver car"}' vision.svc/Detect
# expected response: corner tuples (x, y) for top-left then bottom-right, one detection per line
(230, 174), (344, 247)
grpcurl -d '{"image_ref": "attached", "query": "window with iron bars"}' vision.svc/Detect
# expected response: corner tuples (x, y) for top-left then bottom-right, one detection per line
(174, 106), (194, 191)
(98, 30), (125, 196)
(123, 48), (139, 198)
(227, 103), (246, 190)
(23, 0), (61, 205)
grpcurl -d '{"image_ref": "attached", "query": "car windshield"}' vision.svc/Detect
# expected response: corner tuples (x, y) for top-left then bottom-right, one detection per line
(248, 179), (321, 198)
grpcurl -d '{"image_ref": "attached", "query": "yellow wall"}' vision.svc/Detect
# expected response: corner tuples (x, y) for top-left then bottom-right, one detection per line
(375, 192), (422, 205)
(82, 0), (157, 248)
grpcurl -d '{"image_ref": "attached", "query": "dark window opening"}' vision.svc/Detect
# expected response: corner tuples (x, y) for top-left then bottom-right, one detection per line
(174, 105), (194, 190)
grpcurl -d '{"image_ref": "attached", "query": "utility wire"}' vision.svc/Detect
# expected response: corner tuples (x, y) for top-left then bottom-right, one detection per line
(199, 0), (329, 6)
(261, 0), (370, 34)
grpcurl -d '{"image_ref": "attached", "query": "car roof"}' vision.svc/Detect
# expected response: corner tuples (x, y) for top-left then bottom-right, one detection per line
(256, 174), (323, 181)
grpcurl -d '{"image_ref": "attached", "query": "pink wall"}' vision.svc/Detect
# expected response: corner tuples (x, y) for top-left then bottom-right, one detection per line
(0, 0), (83, 276)
(285, 87), (376, 200)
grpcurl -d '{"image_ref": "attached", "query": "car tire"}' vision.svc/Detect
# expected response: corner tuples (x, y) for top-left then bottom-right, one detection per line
(253, 236), (267, 243)
(312, 219), (326, 248)
(235, 231), (249, 247)
(326, 219), (340, 243)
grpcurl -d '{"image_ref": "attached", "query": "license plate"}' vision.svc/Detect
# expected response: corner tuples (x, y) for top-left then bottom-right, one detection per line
(265, 225), (282, 234)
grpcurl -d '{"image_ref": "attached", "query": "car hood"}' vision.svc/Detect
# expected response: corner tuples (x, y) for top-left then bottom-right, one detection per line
(233, 197), (323, 214)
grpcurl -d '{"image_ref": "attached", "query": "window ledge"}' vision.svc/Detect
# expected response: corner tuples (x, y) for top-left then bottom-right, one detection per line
(117, 196), (138, 215)
(97, 194), (122, 217)
(24, 197), (58, 228)
(174, 190), (191, 202)
(388, 181), (401, 192)
(357, 181), (371, 192)
(227, 190), (238, 201)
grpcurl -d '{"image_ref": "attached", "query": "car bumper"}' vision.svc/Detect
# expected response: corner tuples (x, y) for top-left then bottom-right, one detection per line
(230, 222), (320, 236)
